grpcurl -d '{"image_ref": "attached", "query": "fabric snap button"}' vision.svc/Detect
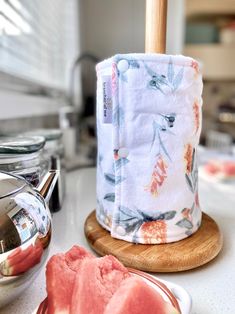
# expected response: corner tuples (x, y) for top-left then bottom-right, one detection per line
(117, 59), (129, 72)
(118, 147), (129, 158)
(116, 226), (126, 236)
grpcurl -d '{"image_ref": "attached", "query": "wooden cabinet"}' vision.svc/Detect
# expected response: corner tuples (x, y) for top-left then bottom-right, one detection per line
(186, 0), (235, 17)
(184, 44), (235, 80)
(185, 0), (235, 80)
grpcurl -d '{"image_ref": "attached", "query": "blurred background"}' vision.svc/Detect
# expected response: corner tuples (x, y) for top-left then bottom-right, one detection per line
(0, 0), (235, 169)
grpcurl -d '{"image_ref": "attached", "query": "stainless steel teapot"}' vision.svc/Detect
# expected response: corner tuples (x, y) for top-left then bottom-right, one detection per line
(0, 170), (58, 308)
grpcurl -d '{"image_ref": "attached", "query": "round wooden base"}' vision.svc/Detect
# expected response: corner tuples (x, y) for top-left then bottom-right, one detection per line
(84, 210), (223, 272)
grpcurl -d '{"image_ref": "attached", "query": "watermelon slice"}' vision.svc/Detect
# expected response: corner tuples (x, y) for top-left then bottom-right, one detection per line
(222, 161), (235, 176)
(104, 276), (180, 314)
(70, 255), (130, 314)
(46, 245), (94, 314)
(204, 161), (220, 175)
(65, 245), (94, 271)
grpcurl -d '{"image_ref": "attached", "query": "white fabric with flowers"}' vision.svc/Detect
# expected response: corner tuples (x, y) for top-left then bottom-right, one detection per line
(96, 53), (203, 244)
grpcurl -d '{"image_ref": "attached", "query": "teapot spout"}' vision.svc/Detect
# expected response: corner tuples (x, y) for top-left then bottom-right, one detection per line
(37, 170), (59, 203)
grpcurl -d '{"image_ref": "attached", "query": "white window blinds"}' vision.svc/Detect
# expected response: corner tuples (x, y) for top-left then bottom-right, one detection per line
(0, 0), (79, 90)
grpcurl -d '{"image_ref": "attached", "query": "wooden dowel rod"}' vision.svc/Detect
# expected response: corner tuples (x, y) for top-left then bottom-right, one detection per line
(145, 0), (168, 54)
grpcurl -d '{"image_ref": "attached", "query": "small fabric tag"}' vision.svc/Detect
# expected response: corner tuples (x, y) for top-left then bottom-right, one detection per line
(102, 76), (112, 123)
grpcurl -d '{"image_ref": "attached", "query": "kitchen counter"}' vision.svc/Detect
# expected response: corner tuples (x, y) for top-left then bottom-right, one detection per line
(1, 168), (234, 314)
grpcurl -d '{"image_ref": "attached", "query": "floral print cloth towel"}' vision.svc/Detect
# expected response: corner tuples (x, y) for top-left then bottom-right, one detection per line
(96, 53), (203, 244)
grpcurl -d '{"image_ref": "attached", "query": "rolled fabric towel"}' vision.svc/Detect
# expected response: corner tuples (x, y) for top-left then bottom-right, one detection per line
(96, 53), (203, 244)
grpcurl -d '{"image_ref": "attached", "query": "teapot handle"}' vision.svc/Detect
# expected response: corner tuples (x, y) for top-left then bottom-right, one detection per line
(37, 170), (59, 203)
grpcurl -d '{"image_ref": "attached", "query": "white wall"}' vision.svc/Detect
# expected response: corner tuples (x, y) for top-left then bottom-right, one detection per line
(0, 90), (65, 120)
(80, 0), (185, 59)
(166, 0), (185, 54)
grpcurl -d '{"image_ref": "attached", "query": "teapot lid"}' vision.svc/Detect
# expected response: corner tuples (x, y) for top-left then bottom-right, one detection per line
(0, 136), (45, 154)
(0, 172), (27, 199)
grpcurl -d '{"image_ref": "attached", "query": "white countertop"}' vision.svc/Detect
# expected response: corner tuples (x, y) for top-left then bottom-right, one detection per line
(1, 168), (234, 314)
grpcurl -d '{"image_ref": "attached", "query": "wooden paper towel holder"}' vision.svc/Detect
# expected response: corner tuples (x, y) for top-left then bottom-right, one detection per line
(84, 211), (222, 272)
(84, 0), (223, 272)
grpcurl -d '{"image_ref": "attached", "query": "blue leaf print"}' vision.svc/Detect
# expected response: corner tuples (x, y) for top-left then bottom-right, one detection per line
(150, 121), (157, 150)
(144, 63), (168, 86)
(98, 154), (103, 170)
(185, 229), (193, 236)
(114, 206), (140, 232)
(163, 129), (175, 136)
(191, 203), (195, 213)
(129, 59), (140, 68)
(167, 58), (174, 83)
(185, 174), (194, 193)
(143, 62), (169, 94)
(148, 79), (165, 94)
(115, 157), (129, 170)
(162, 211), (176, 220)
(104, 173), (126, 186)
(193, 169), (198, 191)
(153, 119), (176, 134)
(104, 173), (116, 185)
(117, 206), (143, 222)
(161, 113), (176, 128)
(143, 61), (156, 77)
(119, 72), (128, 82)
(104, 193), (115, 202)
(113, 105), (124, 127)
(115, 175), (126, 185)
(151, 118), (175, 162)
(173, 68), (184, 91)
(114, 206), (177, 243)
(158, 131), (172, 162)
(176, 218), (193, 229)
(192, 150), (198, 189)
(153, 120), (165, 131)
(151, 121), (166, 150)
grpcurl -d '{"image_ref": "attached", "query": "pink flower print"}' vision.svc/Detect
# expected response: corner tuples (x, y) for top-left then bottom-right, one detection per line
(184, 144), (193, 175)
(145, 155), (168, 197)
(111, 63), (117, 96)
(195, 191), (200, 208)
(113, 149), (119, 160)
(191, 60), (200, 77)
(181, 208), (192, 222)
(140, 220), (167, 244)
(193, 101), (200, 134)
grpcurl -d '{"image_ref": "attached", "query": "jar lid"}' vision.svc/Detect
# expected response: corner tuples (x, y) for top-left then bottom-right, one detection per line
(0, 136), (45, 154)
(22, 129), (62, 141)
(0, 171), (27, 198)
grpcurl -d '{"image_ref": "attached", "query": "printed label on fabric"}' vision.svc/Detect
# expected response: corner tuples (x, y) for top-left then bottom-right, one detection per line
(102, 75), (112, 123)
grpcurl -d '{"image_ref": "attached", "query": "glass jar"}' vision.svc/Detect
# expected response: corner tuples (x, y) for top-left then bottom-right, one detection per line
(0, 136), (47, 187)
(22, 129), (66, 212)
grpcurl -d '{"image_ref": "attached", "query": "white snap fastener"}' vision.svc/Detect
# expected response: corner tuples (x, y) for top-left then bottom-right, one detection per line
(116, 226), (126, 236)
(118, 147), (129, 158)
(117, 59), (129, 72)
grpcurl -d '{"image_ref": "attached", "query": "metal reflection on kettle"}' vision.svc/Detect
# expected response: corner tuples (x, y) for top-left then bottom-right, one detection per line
(0, 170), (58, 308)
